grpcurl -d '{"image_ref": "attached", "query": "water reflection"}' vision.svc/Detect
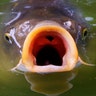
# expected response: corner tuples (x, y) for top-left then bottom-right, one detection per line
(23, 69), (78, 96)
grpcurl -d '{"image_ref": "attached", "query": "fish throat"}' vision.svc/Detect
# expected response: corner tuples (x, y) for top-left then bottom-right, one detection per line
(36, 45), (62, 66)
(32, 31), (66, 66)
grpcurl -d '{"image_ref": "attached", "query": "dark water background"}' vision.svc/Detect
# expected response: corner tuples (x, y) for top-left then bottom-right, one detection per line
(0, 0), (96, 96)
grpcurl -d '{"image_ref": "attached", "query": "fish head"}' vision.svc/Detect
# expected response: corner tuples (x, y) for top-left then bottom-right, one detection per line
(10, 20), (92, 73)
(2, 0), (94, 73)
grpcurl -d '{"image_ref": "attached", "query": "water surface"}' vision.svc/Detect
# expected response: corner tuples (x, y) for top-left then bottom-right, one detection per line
(0, 0), (96, 96)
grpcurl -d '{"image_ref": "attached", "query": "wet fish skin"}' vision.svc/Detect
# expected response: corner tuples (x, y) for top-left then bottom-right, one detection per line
(1, 0), (93, 73)
(3, 0), (88, 49)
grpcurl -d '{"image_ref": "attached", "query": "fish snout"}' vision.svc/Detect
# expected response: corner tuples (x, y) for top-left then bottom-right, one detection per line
(20, 20), (79, 73)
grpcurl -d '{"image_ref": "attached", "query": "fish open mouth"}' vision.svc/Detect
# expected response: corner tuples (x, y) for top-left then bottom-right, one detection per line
(21, 21), (78, 73)
(32, 31), (66, 66)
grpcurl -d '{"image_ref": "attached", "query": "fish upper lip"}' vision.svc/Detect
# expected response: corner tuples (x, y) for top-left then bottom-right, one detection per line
(21, 20), (78, 73)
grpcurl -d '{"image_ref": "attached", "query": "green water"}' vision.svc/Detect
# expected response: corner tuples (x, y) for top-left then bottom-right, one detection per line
(0, 0), (96, 96)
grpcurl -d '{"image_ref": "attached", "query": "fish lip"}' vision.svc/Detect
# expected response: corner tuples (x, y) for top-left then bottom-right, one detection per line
(21, 20), (78, 73)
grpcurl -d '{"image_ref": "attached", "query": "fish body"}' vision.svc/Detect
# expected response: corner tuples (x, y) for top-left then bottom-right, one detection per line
(2, 0), (92, 73)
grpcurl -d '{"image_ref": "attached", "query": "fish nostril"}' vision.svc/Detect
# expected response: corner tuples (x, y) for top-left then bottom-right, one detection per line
(46, 36), (54, 41)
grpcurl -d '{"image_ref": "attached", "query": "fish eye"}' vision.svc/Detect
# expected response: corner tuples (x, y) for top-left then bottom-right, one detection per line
(82, 28), (88, 39)
(4, 33), (12, 44)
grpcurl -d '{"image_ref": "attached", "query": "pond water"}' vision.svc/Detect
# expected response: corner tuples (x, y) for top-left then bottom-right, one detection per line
(0, 0), (96, 96)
